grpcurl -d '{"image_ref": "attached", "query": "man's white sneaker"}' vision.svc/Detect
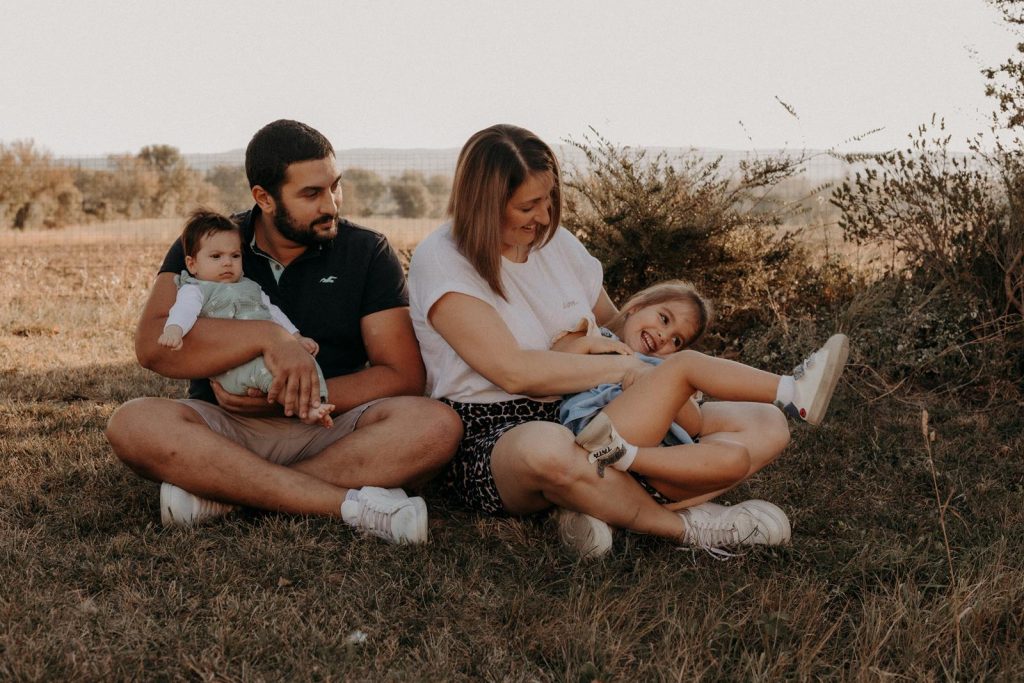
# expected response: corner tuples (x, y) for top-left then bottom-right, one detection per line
(575, 412), (633, 477)
(555, 508), (614, 559)
(340, 486), (428, 544)
(678, 499), (791, 556)
(777, 333), (850, 426)
(160, 482), (237, 527)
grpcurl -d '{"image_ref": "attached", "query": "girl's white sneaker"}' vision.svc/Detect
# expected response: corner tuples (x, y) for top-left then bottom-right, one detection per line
(776, 333), (850, 426)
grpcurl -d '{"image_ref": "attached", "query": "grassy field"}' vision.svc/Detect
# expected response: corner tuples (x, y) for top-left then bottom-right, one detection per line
(1, 231), (1022, 680)
(0, 216), (438, 251)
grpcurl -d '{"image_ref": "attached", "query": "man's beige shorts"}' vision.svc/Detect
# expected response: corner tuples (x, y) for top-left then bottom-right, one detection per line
(179, 398), (386, 466)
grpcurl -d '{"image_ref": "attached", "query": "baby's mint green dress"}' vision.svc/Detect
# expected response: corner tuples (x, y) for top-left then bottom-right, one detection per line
(177, 272), (328, 401)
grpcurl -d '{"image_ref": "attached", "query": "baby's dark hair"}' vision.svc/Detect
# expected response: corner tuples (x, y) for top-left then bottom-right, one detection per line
(180, 208), (240, 258)
(605, 280), (713, 350)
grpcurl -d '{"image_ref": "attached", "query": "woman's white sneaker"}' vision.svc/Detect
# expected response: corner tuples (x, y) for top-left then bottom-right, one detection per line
(555, 508), (614, 559)
(160, 482), (237, 527)
(678, 499), (791, 555)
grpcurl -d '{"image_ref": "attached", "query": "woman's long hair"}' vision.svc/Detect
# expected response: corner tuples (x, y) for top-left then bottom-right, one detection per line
(448, 124), (561, 299)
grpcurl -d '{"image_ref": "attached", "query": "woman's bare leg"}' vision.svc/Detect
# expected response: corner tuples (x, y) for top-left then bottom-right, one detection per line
(489, 421), (687, 540)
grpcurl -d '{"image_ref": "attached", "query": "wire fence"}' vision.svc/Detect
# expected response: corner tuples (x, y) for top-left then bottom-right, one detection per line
(0, 144), (856, 249)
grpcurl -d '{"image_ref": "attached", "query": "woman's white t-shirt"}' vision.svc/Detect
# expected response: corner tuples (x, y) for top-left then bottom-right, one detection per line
(409, 223), (604, 403)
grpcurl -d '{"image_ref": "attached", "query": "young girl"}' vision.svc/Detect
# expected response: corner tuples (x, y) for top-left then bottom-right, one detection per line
(554, 279), (849, 510)
(158, 209), (335, 427)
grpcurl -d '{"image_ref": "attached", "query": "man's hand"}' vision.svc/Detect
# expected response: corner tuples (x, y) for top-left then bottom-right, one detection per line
(211, 382), (283, 417)
(158, 325), (184, 351)
(262, 336), (322, 419)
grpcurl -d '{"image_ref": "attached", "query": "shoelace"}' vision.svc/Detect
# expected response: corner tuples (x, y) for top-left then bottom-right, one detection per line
(679, 515), (767, 560)
(682, 524), (741, 560)
(355, 499), (401, 536)
(792, 350), (818, 379)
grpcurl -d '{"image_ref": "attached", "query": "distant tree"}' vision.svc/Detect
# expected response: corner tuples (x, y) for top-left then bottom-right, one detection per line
(0, 141), (83, 229)
(389, 171), (430, 218)
(424, 173), (452, 218)
(341, 167), (386, 217)
(137, 144), (215, 216)
(205, 164), (252, 212)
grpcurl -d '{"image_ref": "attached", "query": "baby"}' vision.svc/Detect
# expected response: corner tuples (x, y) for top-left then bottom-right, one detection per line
(158, 209), (335, 427)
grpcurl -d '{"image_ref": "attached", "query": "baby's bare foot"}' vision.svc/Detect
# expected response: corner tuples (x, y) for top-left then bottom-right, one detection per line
(300, 403), (335, 428)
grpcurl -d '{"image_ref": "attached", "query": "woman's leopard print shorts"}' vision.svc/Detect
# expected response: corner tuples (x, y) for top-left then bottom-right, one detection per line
(441, 398), (562, 515)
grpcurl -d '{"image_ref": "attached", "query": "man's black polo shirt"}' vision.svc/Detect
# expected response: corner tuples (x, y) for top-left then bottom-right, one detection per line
(158, 206), (409, 403)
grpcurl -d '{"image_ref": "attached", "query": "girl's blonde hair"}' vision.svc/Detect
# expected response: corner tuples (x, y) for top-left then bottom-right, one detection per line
(448, 124), (562, 299)
(605, 280), (713, 350)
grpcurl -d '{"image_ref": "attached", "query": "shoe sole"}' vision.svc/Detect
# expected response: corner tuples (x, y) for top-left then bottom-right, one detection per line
(805, 334), (850, 426)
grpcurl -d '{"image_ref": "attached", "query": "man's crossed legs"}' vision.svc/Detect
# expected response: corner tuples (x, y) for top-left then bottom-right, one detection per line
(105, 396), (461, 544)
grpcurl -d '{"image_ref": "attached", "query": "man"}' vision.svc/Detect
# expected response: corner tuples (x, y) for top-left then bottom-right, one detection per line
(106, 120), (461, 543)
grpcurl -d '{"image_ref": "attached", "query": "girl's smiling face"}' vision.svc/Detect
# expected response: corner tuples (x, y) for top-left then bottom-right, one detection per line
(620, 299), (701, 357)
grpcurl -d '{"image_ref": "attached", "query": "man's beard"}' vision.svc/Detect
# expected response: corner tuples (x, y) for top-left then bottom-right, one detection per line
(271, 201), (337, 247)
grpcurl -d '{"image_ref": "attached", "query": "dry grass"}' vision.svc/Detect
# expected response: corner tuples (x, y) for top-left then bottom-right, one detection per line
(0, 216), (437, 251)
(1, 233), (1022, 680)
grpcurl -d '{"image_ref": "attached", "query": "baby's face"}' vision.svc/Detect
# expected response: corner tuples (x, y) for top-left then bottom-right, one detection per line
(186, 230), (243, 283)
(620, 300), (699, 357)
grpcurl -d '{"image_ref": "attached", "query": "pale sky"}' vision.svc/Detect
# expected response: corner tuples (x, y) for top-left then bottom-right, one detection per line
(1, 0), (1017, 157)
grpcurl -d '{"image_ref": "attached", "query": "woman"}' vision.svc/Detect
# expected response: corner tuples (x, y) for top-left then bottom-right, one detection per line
(408, 124), (792, 557)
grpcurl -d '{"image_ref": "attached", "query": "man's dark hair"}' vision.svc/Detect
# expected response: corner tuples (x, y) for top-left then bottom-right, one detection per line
(245, 120), (335, 199)
(180, 208), (240, 258)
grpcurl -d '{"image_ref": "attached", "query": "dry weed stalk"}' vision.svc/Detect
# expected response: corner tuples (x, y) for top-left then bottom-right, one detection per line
(920, 409), (961, 676)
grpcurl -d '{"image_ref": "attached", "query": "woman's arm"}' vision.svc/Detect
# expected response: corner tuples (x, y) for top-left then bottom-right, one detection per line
(593, 288), (619, 326)
(429, 292), (647, 397)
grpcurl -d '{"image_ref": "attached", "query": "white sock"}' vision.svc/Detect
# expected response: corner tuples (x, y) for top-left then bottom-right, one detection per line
(613, 443), (639, 472)
(775, 375), (796, 406)
(345, 489), (362, 504)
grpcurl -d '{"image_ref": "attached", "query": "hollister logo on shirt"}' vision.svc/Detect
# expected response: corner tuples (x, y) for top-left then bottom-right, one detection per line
(563, 299), (578, 309)
(320, 276), (337, 284)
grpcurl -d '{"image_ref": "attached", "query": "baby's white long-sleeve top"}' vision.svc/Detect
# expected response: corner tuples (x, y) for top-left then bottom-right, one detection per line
(164, 283), (299, 337)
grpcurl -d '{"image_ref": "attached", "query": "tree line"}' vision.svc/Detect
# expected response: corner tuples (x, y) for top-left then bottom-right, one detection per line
(0, 141), (452, 229)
